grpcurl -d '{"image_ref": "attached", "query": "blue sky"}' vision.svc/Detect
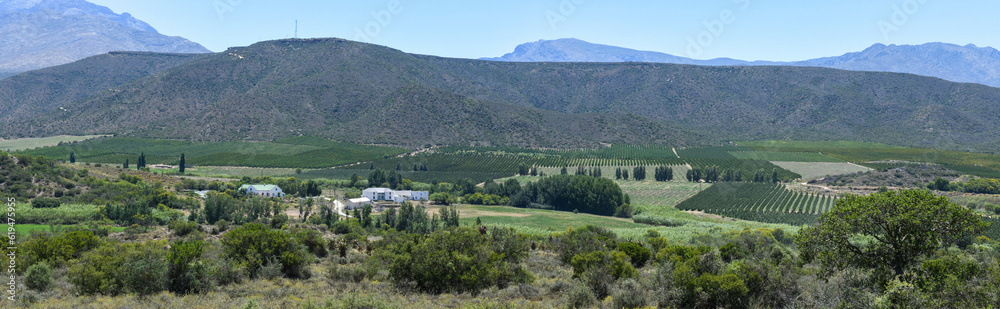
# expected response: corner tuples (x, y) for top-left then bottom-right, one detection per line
(88, 0), (1000, 61)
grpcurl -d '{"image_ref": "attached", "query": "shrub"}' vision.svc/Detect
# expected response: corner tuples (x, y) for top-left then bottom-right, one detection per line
(612, 279), (648, 309)
(24, 262), (52, 291)
(616, 242), (652, 268)
(18, 230), (102, 270)
(167, 239), (209, 295)
(68, 241), (169, 296)
(221, 223), (311, 279)
(327, 263), (368, 283)
(168, 220), (201, 237)
(209, 258), (246, 286)
(614, 203), (634, 218)
(570, 250), (638, 280)
(257, 257), (284, 280)
(215, 219), (230, 232)
(633, 215), (686, 227)
(31, 198), (60, 208)
(566, 283), (597, 308)
(124, 224), (144, 238)
(270, 213), (289, 229)
(720, 243), (747, 263)
(552, 225), (618, 264)
(292, 229), (328, 258)
(369, 227), (533, 294)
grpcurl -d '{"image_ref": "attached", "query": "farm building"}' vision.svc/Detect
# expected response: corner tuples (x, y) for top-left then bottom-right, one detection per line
(239, 184), (286, 197)
(362, 188), (429, 202)
(347, 197), (371, 209)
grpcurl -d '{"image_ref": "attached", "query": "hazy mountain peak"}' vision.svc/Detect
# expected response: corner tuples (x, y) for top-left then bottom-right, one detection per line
(0, 0), (208, 77)
(481, 38), (746, 65)
(486, 39), (1000, 87)
(798, 42), (1000, 87)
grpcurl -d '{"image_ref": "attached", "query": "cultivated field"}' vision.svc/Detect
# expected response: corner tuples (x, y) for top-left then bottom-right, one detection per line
(438, 204), (800, 242)
(772, 161), (873, 180)
(729, 151), (844, 162)
(675, 182), (838, 226)
(616, 180), (706, 213)
(19, 136), (409, 168)
(14, 224), (126, 236)
(0, 135), (106, 151)
(740, 140), (1000, 178)
(151, 166), (303, 178)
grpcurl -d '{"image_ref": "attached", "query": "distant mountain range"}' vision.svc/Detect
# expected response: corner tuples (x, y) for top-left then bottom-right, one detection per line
(0, 0), (210, 77)
(483, 39), (1000, 88)
(2, 38), (999, 152)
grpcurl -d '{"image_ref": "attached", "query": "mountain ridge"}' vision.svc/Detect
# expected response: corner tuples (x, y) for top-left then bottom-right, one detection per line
(0, 0), (210, 76)
(2, 38), (998, 151)
(483, 38), (1000, 88)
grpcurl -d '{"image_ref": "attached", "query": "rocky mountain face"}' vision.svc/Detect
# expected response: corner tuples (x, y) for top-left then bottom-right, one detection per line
(0, 0), (210, 76)
(796, 43), (1000, 87)
(484, 39), (1000, 88)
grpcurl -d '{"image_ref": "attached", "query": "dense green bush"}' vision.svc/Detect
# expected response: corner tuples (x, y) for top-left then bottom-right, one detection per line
(570, 250), (637, 280)
(551, 225), (618, 264)
(68, 241), (169, 296)
(167, 239), (209, 295)
(221, 223), (311, 279)
(24, 262), (52, 291)
(18, 230), (103, 270)
(31, 198), (60, 208)
(168, 219), (201, 237)
(292, 229), (328, 258)
(616, 242), (651, 268)
(369, 227), (533, 293)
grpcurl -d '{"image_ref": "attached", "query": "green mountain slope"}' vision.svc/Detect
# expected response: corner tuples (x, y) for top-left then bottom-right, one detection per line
(0, 51), (208, 125)
(2, 38), (999, 150)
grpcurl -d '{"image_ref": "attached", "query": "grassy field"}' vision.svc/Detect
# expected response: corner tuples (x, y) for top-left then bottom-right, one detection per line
(772, 162), (873, 180)
(441, 204), (799, 242)
(729, 151), (844, 162)
(740, 140), (1000, 178)
(14, 224), (126, 236)
(0, 135), (107, 152)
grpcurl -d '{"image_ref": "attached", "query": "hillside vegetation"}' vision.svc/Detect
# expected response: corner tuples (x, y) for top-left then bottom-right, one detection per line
(19, 136), (409, 169)
(1, 38), (999, 150)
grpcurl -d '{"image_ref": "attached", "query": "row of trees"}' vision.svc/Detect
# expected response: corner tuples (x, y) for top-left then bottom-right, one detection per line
(928, 177), (999, 194)
(615, 167), (647, 180)
(114, 153), (184, 173)
(200, 193), (286, 225)
(686, 167), (779, 183)
(509, 174), (630, 217)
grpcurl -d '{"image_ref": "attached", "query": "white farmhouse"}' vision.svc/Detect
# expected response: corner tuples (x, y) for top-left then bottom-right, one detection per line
(347, 197), (371, 209)
(239, 184), (286, 197)
(362, 188), (429, 202)
(389, 190), (429, 203)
